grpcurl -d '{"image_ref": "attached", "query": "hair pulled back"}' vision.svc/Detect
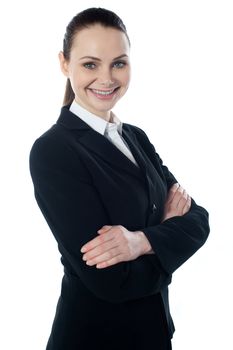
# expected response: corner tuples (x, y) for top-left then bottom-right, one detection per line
(61, 7), (130, 106)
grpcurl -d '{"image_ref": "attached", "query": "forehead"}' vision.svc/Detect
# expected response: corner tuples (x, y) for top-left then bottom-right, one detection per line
(71, 24), (130, 58)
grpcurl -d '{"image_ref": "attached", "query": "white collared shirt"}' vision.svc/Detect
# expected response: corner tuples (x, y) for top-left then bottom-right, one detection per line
(69, 100), (138, 166)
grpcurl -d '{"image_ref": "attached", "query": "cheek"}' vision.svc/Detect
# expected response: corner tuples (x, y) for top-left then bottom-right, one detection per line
(120, 69), (131, 87)
(121, 76), (130, 90)
(70, 68), (93, 90)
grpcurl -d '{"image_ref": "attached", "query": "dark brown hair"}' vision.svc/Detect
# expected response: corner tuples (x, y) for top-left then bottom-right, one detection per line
(61, 7), (130, 106)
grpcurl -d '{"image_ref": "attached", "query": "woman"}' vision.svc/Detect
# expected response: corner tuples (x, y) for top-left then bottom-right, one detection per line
(29, 7), (210, 350)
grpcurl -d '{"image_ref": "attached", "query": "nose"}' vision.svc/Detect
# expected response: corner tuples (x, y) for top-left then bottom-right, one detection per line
(100, 79), (114, 86)
(98, 67), (115, 87)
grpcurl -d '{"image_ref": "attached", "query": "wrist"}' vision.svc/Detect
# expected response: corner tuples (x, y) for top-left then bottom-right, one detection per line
(135, 230), (154, 255)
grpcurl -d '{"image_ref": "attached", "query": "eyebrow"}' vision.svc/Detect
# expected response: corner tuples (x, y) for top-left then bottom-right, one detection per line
(79, 54), (128, 61)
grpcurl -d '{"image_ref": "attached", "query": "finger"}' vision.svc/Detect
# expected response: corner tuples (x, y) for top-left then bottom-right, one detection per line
(170, 186), (184, 208)
(97, 225), (112, 233)
(178, 194), (191, 214)
(96, 253), (124, 269)
(182, 195), (192, 215)
(166, 183), (180, 203)
(177, 190), (188, 211)
(86, 247), (120, 266)
(82, 240), (118, 261)
(80, 230), (114, 253)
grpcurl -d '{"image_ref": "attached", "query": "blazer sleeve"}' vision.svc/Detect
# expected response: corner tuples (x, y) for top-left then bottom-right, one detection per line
(134, 127), (210, 275)
(29, 134), (171, 304)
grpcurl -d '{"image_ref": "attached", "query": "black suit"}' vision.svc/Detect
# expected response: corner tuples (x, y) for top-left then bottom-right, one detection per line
(29, 104), (210, 350)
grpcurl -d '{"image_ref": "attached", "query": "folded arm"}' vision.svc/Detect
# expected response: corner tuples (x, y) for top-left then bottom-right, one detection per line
(74, 125), (209, 274)
(81, 183), (192, 265)
(29, 135), (172, 303)
(133, 126), (210, 274)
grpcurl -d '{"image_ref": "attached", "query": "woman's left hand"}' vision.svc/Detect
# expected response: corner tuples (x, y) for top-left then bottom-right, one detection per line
(80, 225), (150, 269)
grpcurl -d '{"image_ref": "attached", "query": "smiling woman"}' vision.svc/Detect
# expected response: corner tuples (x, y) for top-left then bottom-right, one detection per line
(29, 7), (209, 350)
(59, 18), (131, 120)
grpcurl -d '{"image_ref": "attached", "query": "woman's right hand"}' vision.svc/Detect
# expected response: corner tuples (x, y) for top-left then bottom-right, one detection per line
(161, 183), (191, 222)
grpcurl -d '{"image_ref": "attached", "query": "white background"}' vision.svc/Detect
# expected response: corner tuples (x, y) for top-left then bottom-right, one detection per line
(0, 1), (232, 349)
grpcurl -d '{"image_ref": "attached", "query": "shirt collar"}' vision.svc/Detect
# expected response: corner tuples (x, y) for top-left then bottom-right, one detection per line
(69, 99), (123, 135)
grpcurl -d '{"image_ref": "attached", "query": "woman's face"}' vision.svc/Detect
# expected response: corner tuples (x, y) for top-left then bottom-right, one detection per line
(59, 24), (131, 120)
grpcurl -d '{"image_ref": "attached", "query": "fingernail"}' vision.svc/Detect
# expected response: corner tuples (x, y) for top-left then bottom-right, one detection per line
(81, 247), (86, 253)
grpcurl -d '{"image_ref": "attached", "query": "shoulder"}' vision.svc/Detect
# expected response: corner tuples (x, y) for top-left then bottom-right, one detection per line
(29, 123), (84, 175)
(123, 122), (146, 134)
(29, 128), (91, 185)
(30, 125), (67, 161)
(123, 122), (151, 142)
(123, 122), (156, 154)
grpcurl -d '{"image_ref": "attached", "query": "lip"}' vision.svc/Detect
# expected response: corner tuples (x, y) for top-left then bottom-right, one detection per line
(88, 87), (120, 100)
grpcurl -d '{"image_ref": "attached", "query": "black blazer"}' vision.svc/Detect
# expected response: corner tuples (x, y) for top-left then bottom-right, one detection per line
(29, 105), (210, 350)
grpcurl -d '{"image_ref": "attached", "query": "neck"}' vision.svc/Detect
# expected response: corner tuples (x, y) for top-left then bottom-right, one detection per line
(74, 98), (111, 122)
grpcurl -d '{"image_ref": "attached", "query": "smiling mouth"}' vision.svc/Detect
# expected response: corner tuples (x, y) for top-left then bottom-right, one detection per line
(88, 87), (120, 96)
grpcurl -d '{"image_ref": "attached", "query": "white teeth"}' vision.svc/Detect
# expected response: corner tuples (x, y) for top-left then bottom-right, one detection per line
(91, 88), (116, 95)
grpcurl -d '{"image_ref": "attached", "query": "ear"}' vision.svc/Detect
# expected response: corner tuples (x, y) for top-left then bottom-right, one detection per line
(58, 51), (69, 77)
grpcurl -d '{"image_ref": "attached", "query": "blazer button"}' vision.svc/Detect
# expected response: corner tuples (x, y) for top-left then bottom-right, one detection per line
(151, 203), (157, 213)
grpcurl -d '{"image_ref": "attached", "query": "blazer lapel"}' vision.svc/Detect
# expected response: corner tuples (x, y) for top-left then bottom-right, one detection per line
(56, 105), (146, 181)
(122, 126), (149, 177)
